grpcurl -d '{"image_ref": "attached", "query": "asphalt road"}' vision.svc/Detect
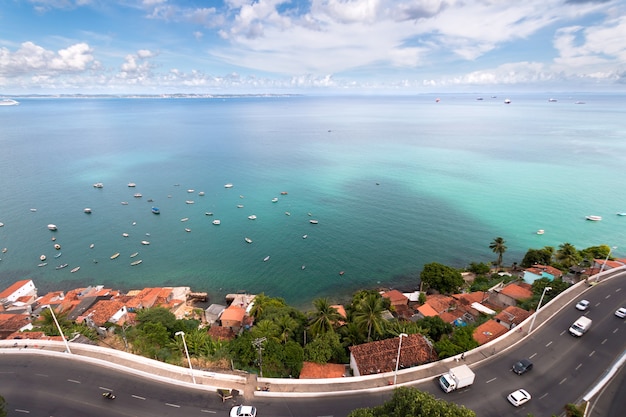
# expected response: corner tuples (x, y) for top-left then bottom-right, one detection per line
(1, 275), (624, 417)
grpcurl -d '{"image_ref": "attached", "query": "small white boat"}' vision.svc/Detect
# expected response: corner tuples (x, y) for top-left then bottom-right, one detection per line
(248, 215), (257, 220)
(285, 212), (290, 216)
(617, 213), (626, 216)
(187, 189), (195, 193)
(0, 223), (3, 227)
(586, 215), (602, 221)
(89, 243), (95, 249)
(84, 208), (92, 214)
(302, 234), (308, 239)
(309, 220), (319, 224)
(205, 212), (213, 216)
(263, 256), (270, 262)
(38, 262), (47, 267)
(181, 217), (189, 222)
(130, 252), (139, 258)
(71, 266), (80, 273)
(40, 255), (47, 261)
(30, 208), (37, 212)
(536, 229), (545, 235)
(245, 237), (253, 244)
(122, 233), (129, 237)
(212, 219), (221, 225)
(56, 263), (68, 270)
(134, 193), (142, 198)
(0, 99), (19, 106)
(48, 224), (58, 231)
(121, 201), (129, 205)
(271, 197), (278, 203)
(224, 183), (233, 188)
(131, 259), (143, 266)
(504, 98), (511, 104)
(93, 182), (104, 188)
(54, 252), (62, 258)
(301, 265), (305, 270)
(128, 182), (136, 187)
(198, 191), (205, 196)
(141, 240), (150, 245)
(185, 228), (191, 232)
(237, 204), (244, 208)
(54, 243), (61, 250)
(111, 252), (120, 259)
(186, 200), (195, 204)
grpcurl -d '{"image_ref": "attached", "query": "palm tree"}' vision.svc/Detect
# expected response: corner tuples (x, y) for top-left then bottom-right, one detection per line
(352, 293), (386, 342)
(308, 298), (343, 338)
(274, 315), (298, 344)
(489, 237), (507, 270)
(556, 242), (581, 268)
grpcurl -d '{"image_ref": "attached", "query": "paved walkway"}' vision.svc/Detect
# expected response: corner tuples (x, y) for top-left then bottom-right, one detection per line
(1, 268), (622, 401)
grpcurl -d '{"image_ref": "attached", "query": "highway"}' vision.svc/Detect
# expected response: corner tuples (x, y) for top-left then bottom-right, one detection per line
(0, 274), (624, 416)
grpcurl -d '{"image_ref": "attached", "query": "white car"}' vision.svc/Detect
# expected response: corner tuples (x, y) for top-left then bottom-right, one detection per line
(230, 405), (257, 417)
(507, 389), (531, 407)
(616, 307), (626, 318)
(575, 299), (590, 311)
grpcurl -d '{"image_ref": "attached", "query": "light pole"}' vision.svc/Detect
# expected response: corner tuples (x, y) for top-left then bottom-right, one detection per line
(175, 331), (196, 384)
(46, 305), (71, 354)
(598, 246), (617, 277)
(528, 286), (552, 334)
(393, 333), (408, 385)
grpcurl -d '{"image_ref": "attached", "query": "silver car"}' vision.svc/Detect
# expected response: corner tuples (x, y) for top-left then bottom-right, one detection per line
(507, 389), (531, 407)
(615, 307), (626, 318)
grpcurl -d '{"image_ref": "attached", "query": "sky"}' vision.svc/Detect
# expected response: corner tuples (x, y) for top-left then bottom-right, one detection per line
(0, 0), (625, 94)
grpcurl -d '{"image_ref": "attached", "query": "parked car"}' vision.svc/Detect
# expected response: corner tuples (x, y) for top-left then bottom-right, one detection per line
(512, 359), (533, 375)
(575, 299), (590, 311)
(615, 307), (626, 319)
(230, 405), (257, 417)
(507, 389), (531, 406)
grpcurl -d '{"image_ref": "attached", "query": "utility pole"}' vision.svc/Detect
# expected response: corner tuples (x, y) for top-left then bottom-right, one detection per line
(253, 337), (267, 377)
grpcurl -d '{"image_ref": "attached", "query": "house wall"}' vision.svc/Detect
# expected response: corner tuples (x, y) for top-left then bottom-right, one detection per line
(1, 281), (37, 302)
(349, 353), (360, 377)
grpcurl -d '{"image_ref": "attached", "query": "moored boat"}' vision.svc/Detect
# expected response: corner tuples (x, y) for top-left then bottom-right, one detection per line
(93, 182), (104, 188)
(141, 240), (150, 245)
(54, 243), (61, 250)
(38, 262), (47, 267)
(130, 252), (139, 258)
(245, 237), (253, 244)
(536, 229), (545, 235)
(309, 219), (319, 224)
(84, 208), (92, 214)
(134, 193), (142, 198)
(271, 197), (278, 203)
(185, 200), (194, 204)
(128, 182), (136, 187)
(185, 228), (191, 232)
(181, 217), (189, 222)
(56, 263), (68, 270)
(110, 252), (120, 259)
(71, 266), (80, 273)
(152, 207), (160, 214)
(263, 255), (270, 262)
(40, 255), (46, 261)
(48, 224), (57, 231)
(248, 215), (257, 220)
(224, 183), (233, 188)
(585, 215), (602, 221)
(131, 259), (143, 266)
(212, 219), (221, 225)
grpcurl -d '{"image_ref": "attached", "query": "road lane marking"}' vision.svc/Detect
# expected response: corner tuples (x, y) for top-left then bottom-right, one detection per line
(529, 353), (537, 359)
(14, 409), (30, 413)
(99, 387), (113, 391)
(575, 363), (582, 370)
(604, 294), (611, 299)
(539, 393), (549, 400)
(165, 403), (181, 408)
(200, 410), (217, 414)
(546, 341), (553, 347)
(132, 395), (146, 400)
(559, 378), (567, 385)
(601, 339), (607, 345)
(35, 374), (48, 378)
(560, 330), (566, 336)
(486, 377), (497, 383)
(67, 379), (80, 384)
(589, 350), (595, 357)
(616, 288), (622, 293)
(614, 328), (619, 334)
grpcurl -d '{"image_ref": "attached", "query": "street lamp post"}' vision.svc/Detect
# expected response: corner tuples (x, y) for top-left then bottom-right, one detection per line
(598, 246), (617, 277)
(393, 333), (408, 385)
(46, 305), (72, 354)
(175, 331), (196, 384)
(528, 286), (552, 334)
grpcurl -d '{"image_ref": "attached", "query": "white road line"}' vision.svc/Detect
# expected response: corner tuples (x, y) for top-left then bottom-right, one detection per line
(529, 353), (537, 359)
(99, 387), (113, 391)
(559, 378), (567, 385)
(560, 330), (566, 336)
(165, 403), (181, 408)
(34, 374), (48, 378)
(14, 409), (30, 413)
(605, 294), (611, 299)
(486, 377), (497, 383)
(601, 339), (608, 345)
(200, 410), (218, 414)
(589, 350), (595, 357)
(132, 395), (146, 400)
(67, 379), (80, 384)
(614, 328), (620, 334)
(575, 363), (582, 370)
(616, 288), (622, 292)
(539, 393), (549, 400)
(546, 341), (553, 347)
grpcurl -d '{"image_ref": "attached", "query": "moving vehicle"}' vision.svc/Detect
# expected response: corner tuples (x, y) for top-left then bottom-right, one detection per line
(575, 299), (590, 311)
(512, 359), (533, 375)
(507, 389), (531, 406)
(615, 307), (626, 318)
(230, 405), (256, 417)
(438, 364), (475, 393)
(102, 392), (115, 399)
(569, 316), (592, 336)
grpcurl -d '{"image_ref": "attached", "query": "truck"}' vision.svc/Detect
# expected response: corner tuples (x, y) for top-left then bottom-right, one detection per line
(569, 316), (592, 336)
(438, 364), (475, 393)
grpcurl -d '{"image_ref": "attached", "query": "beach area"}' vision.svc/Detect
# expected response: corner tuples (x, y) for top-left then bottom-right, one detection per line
(1, 94), (625, 308)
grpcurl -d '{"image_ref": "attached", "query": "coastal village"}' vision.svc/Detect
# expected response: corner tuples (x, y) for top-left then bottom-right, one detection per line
(1, 255), (624, 379)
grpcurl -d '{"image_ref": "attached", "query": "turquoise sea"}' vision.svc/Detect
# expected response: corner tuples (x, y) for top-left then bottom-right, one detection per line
(1, 94), (625, 309)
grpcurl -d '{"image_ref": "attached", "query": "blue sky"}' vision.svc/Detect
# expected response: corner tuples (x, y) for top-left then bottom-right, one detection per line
(1, 0), (625, 94)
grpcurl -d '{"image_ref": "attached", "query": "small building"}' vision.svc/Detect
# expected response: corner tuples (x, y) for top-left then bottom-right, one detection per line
(205, 304), (226, 325)
(472, 320), (509, 345)
(492, 282), (533, 308)
(220, 305), (246, 333)
(349, 334), (437, 377)
(0, 280), (37, 304)
(494, 306), (532, 330)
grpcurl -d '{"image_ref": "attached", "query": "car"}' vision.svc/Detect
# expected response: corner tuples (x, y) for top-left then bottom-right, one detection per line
(512, 358), (533, 375)
(575, 299), (590, 311)
(230, 405), (257, 417)
(507, 388), (531, 407)
(616, 307), (626, 319)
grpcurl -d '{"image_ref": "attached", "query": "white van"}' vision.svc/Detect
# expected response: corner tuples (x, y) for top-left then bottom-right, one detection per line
(569, 316), (592, 337)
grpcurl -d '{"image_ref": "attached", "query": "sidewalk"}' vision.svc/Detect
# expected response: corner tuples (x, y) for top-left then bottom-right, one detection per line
(1, 268), (622, 400)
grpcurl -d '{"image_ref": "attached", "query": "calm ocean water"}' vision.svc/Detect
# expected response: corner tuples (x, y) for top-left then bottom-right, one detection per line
(1, 94), (625, 309)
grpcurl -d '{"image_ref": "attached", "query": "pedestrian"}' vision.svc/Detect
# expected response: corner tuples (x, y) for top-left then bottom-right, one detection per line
(461, 352), (465, 360)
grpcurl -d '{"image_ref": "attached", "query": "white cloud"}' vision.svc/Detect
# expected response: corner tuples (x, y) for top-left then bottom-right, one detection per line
(0, 41), (95, 76)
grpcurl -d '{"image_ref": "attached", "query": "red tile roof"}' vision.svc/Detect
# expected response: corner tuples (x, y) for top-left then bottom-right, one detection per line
(0, 280), (34, 299)
(500, 283), (533, 301)
(220, 305), (246, 323)
(494, 306), (531, 325)
(425, 294), (455, 313)
(349, 334), (438, 376)
(473, 320), (508, 345)
(85, 300), (125, 326)
(416, 303), (439, 317)
(382, 290), (408, 305)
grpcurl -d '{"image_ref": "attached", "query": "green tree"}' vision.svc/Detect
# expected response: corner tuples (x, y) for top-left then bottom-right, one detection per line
(136, 307), (177, 333)
(415, 316), (453, 342)
(489, 237), (507, 270)
(521, 246), (554, 267)
(467, 261), (491, 275)
(308, 298), (343, 338)
(420, 263), (464, 294)
(348, 386), (476, 417)
(304, 331), (346, 364)
(352, 293), (387, 342)
(0, 395), (6, 417)
(555, 242), (582, 268)
(579, 244), (611, 261)
(274, 314), (299, 344)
